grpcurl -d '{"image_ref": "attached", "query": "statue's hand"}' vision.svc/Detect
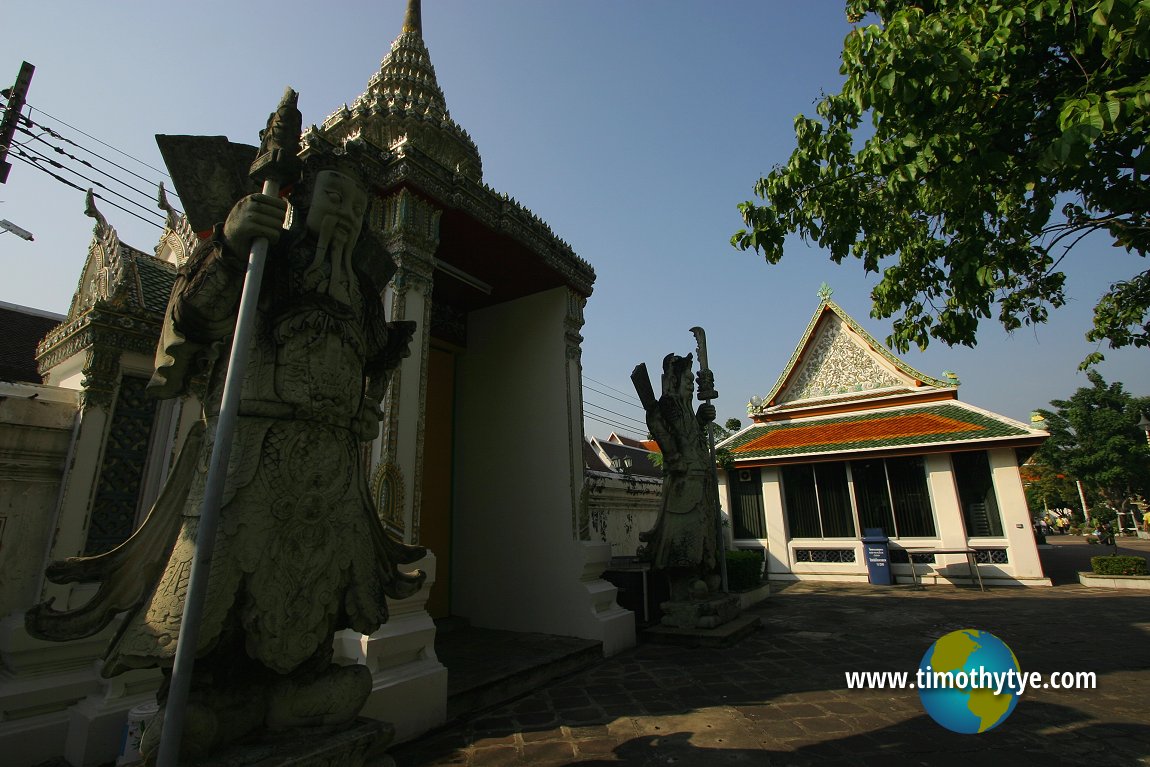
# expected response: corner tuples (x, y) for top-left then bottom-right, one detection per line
(697, 403), (716, 424)
(353, 397), (383, 441)
(223, 193), (288, 255)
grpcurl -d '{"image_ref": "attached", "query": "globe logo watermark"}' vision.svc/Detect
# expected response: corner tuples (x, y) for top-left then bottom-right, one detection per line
(917, 629), (1021, 734)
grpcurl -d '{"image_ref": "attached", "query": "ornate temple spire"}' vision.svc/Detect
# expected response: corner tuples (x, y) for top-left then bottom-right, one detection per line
(321, 0), (482, 180)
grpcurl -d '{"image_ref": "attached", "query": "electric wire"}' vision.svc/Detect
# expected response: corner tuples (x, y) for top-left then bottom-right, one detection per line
(16, 122), (168, 210)
(10, 151), (163, 230)
(582, 404), (648, 435)
(19, 109), (180, 202)
(2, 94), (181, 227)
(14, 140), (164, 223)
(583, 375), (643, 405)
(583, 381), (647, 412)
(584, 411), (644, 440)
(22, 100), (172, 180)
(582, 400), (648, 432)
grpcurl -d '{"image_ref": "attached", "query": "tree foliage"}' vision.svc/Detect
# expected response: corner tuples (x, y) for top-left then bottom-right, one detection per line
(733, 0), (1150, 363)
(1033, 371), (1150, 522)
(1021, 458), (1084, 515)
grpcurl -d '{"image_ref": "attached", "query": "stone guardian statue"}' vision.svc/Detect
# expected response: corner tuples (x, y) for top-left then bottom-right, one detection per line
(27, 108), (425, 762)
(631, 353), (721, 602)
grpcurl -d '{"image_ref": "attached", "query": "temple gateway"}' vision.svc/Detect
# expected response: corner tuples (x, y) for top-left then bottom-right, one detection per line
(0, 4), (633, 765)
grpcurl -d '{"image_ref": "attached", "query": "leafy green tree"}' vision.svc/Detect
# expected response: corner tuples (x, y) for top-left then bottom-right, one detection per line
(733, 0), (1150, 364)
(1020, 458), (1087, 518)
(1034, 372), (1150, 527)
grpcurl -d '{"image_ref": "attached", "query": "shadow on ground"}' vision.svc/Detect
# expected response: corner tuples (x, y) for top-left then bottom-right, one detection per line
(392, 579), (1150, 766)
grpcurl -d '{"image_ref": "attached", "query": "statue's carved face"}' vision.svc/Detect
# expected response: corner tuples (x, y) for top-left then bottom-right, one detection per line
(305, 170), (368, 245)
(301, 170), (370, 305)
(679, 368), (695, 400)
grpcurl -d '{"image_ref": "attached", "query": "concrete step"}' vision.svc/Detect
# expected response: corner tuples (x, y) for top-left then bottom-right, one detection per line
(435, 627), (602, 722)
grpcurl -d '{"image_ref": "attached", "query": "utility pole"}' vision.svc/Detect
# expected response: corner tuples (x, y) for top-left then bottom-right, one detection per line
(0, 61), (35, 184)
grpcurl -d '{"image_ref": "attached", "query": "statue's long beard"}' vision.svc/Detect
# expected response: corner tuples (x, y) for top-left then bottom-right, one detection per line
(306, 214), (360, 305)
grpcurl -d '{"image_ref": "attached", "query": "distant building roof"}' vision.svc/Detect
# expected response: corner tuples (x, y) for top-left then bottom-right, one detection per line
(0, 301), (65, 383)
(583, 439), (612, 472)
(588, 437), (661, 478)
(606, 432), (662, 454)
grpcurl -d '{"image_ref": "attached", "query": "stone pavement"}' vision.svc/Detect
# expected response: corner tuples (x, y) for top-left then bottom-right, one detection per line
(389, 547), (1150, 766)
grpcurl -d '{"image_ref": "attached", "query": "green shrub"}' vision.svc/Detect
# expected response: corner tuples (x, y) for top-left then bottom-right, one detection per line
(1090, 556), (1149, 576)
(726, 549), (765, 590)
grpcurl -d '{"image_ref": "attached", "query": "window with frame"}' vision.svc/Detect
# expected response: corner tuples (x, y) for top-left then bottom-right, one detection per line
(729, 468), (767, 539)
(781, 456), (938, 540)
(952, 451), (1005, 537)
(782, 462), (857, 539)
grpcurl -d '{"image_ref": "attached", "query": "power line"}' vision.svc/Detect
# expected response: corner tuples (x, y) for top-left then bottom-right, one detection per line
(23, 100), (171, 180)
(17, 109), (179, 202)
(10, 151), (163, 230)
(15, 140), (164, 223)
(583, 382), (647, 413)
(584, 411), (645, 439)
(582, 400), (648, 432)
(17, 120), (168, 205)
(583, 408), (648, 437)
(583, 375), (643, 405)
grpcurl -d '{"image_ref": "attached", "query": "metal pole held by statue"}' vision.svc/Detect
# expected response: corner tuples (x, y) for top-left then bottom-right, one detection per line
(156, 88), (303, 767)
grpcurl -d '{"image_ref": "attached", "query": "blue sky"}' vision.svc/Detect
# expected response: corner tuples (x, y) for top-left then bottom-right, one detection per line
(1, 1), (1144, 435)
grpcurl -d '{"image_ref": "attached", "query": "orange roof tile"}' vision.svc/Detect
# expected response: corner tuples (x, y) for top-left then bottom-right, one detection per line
(732, 410), (986, 455)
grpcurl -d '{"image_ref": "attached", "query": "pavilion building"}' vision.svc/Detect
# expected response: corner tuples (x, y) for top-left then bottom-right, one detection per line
(717, 292), (1051, 587)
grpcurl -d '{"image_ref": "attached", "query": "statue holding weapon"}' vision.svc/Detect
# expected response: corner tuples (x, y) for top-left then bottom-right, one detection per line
(26, 91), (424, 763)
(630, 330), (726, 607)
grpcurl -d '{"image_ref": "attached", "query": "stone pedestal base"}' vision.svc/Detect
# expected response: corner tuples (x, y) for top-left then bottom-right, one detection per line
(659, 594), (741, 630)
(157, 718), (393, 767)
(643, 615), (762, 648)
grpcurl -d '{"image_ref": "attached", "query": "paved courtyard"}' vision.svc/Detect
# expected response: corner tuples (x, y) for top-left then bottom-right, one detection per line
(390, 539), (1150, 766)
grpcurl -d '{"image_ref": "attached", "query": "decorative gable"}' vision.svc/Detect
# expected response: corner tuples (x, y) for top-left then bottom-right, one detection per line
(779, 313), (906, 403)
(751, 290), (956, 419)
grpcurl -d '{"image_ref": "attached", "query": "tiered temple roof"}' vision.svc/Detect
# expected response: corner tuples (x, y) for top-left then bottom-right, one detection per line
(321, 0), (482, 180)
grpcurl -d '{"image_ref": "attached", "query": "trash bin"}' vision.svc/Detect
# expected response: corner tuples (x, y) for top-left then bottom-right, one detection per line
(861, 528), (892, 586)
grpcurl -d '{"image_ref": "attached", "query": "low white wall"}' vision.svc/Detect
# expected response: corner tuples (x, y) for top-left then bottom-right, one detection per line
(0, 383), (78, 615)
(584, 470), (660, 558)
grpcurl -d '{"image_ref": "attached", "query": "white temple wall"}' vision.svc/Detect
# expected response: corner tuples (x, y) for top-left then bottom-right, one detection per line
(986, 447), (1047, 582)
(747, 452), (1050, 586)
(760, 467), (791, 578)
(453, 287), (633, 653)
